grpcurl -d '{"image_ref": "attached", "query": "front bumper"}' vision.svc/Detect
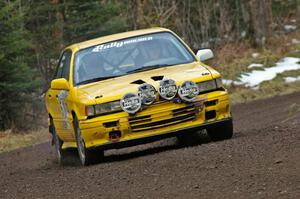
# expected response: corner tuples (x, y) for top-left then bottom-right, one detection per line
(92, 118), (232, 150)
(79, 90), (231, 148)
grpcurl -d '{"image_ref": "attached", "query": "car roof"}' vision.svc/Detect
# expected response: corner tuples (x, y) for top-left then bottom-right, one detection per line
(66, 27), (171, 51)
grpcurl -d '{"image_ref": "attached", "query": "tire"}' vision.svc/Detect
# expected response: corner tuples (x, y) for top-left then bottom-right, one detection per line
(176, 129), (208, 146)
(50, 121), (69, 165)
(73, 116), (104, 166)
(206, 119), (233, 141)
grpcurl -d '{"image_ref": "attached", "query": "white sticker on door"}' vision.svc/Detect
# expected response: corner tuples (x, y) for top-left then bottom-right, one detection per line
(58, 90), (70, 129)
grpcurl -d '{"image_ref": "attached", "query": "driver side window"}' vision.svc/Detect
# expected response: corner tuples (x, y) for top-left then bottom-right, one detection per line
(55, 50), (72, 80)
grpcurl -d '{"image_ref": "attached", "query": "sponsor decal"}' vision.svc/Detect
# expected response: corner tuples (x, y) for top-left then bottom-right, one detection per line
(92, 36), (153, 52)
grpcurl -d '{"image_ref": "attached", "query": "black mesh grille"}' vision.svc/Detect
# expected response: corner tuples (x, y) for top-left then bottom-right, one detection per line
(128, 103), (198, 132)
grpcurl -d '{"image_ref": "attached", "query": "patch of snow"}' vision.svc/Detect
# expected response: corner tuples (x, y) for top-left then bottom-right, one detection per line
(284, 25), (297, 32)
(233, 81), (245, 86)
(241, 31), (246, 38)
(238, 57), (300, 87)
(248, 63), (264, 69)
(208, 37), (221, 43)
(222, 79), (233, 85)
(200, 42), (209, 48)
(292, 39), (300, 45)
(284, 76), (300, 83)
(222, 79), (245, 86)
(251, 53), (259, 59)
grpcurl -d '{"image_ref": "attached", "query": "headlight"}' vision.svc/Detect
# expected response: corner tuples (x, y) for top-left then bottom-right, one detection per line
(138, 83), (156, 105)
(197, 80), (217, 92)
(197, 78), (223, 93)
(95, 101), (121, 114)
(120, 93), (142, 114)
(86, 101), (122, 116)
(158, 79), (178, 100)
(178, 81), (199, 102)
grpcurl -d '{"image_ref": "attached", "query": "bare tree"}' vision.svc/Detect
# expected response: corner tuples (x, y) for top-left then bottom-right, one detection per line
(249, 0), (273, 47)
(297, 0), (300, 27)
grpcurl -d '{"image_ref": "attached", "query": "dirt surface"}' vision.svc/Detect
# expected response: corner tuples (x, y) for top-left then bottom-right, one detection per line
(0, 93), (300, 199)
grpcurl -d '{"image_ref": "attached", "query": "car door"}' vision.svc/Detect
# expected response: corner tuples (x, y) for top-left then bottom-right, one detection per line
(46, 49), (75, 141)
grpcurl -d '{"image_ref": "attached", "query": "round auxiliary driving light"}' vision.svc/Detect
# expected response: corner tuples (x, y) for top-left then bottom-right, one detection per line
(158, 79), (178, 100)
(120, 93), (142, 114)
(138, 83), (156, 105)
(178, 81), (199, 102)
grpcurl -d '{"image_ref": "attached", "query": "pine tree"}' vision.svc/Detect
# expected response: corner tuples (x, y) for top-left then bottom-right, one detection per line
(26, 0), (128, 88)
(0, 0), (39, 130)
(63, 0), (128, 44)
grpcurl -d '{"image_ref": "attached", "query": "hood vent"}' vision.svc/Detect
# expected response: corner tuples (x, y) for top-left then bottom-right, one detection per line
(151, 76), (164, 81)
(130, 79), (146, 85)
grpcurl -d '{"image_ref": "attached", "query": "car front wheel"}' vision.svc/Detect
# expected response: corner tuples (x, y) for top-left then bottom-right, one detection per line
(73, 116), (104, 166)
(206, 119), (233, 141)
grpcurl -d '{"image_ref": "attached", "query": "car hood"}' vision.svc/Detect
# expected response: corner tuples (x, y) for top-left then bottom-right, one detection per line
(76, 61), (216, 104)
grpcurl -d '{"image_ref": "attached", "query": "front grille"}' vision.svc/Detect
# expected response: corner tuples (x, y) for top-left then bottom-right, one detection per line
(128, 103), (199, 132)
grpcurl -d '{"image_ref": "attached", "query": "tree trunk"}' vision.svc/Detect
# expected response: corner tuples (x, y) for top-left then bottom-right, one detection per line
(136, 0), (147, 29)
(297, 0), (300, 27)
(219, 0), (233, 40)
(248, 0), (272, 47)
(50, 0), (64, 50)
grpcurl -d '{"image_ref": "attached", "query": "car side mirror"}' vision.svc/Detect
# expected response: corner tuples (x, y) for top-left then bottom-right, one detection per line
(51, 78), (70, 90)
(196, 49), (214, 61)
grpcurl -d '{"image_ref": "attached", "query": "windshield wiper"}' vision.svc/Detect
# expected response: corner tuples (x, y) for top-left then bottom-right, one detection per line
(77, 75), (120, 86)
(126, 64), (171, 74)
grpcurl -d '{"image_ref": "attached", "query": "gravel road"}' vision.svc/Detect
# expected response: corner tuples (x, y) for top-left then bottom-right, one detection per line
(0, 92), (300, 199)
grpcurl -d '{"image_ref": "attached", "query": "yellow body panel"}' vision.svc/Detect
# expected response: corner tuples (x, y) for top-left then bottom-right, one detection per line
(44, 27), (231, 150)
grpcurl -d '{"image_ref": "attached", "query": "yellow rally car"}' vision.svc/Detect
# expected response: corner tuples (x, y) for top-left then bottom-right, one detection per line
(45, 27), (233, 166)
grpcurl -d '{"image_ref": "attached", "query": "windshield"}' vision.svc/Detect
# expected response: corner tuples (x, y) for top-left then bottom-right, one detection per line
(74, 32), (195, 85)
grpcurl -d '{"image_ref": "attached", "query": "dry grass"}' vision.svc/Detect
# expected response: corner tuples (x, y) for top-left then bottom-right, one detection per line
(0, 128), (50, 153)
